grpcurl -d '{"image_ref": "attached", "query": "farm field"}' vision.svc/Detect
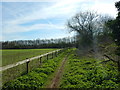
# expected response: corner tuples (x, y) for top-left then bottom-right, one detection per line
(2, 48), (119, 89)
(1, 49), (57, 66)
(2, 48), (71, 89)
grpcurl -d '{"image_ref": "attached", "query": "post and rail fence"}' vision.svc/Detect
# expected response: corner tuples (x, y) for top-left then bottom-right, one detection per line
(0, 49), (63, 86)
(0, 49), (63, 72)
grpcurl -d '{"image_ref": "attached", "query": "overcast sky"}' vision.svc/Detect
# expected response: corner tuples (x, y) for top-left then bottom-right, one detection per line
(1, 0), (119, 41)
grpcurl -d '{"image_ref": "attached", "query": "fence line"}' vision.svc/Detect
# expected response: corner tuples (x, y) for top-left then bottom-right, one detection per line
(0, 49), (62, 72)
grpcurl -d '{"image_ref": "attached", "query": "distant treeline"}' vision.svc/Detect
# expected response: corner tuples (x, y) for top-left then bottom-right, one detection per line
(1, 37), (76, 49)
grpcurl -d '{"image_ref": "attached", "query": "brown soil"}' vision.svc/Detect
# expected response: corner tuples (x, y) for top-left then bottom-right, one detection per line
(47, 55), (68, 88)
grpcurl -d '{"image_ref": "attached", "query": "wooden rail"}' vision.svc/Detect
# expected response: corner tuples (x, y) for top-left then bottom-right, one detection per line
(0, 49), (62, 72)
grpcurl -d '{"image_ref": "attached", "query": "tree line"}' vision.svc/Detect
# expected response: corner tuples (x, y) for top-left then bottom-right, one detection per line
(1, 37), (76, 49)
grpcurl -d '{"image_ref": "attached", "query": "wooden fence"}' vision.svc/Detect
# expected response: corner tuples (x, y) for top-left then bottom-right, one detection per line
(0, 49), (63, 85)
(0, 49), (62, 72)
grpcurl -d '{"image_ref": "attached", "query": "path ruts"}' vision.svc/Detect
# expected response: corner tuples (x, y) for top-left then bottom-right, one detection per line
(48, 55), (68, 88)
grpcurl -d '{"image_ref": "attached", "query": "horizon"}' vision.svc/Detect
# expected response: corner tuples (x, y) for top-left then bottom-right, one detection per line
(1, 36), (74, 42)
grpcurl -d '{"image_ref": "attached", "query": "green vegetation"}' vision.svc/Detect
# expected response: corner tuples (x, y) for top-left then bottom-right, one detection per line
(1, 1), (120, 89)
(2, 48), (119, 89)
(106, 1), (120, 56)
(2, 49), (71, 89)
(60, 50), (119, 88)
(2, 49), (57, 66)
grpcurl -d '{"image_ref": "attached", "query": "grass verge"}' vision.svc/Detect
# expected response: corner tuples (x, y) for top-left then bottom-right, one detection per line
(60, 49), (120, 88)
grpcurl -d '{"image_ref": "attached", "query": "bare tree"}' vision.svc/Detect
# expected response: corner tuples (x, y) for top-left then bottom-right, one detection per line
(67, 11), (108, 50)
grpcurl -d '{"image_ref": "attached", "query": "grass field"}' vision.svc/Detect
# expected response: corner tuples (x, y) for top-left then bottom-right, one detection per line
(2, 49), (57, 66)
(2, 48), (119, 89)
(2, 49), (69, 89)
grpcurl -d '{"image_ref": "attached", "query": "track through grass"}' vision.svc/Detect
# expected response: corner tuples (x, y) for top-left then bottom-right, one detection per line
(2, 48), (72, 89)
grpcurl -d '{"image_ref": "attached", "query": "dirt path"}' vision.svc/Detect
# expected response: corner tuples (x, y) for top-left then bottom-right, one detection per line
(47, 55), (68, 88)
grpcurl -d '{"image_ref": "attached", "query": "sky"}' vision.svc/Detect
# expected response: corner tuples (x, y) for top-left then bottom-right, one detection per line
(1, 0), (119, 41)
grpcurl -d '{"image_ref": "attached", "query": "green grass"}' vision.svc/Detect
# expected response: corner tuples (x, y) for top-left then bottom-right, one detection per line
(2, 48), (72, 89)
(2, 48), (119, 89)
(2, 49), (57, 66)
(60, 50), (119, 88)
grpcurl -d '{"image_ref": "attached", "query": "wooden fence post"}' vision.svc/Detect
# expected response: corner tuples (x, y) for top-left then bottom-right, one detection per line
(40, 57), (42, 65)
(47, 54), (49, 60)
(55, 51), (57, 57)
(26, 59), (30, 74)
(52, 53), (53, 59)
(56, 51), (58, 57)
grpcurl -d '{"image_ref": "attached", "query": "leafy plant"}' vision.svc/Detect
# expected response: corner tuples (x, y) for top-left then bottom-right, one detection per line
(60, 50), (119, 88)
